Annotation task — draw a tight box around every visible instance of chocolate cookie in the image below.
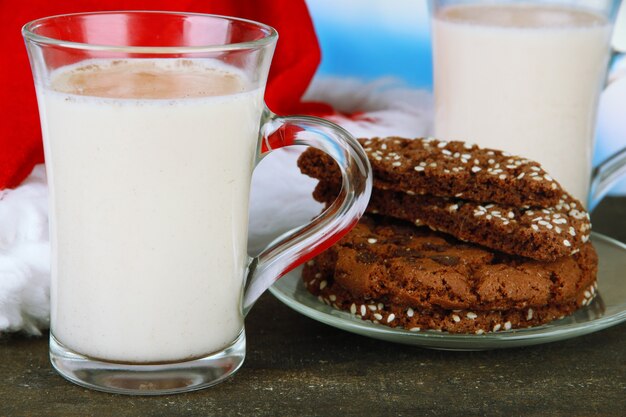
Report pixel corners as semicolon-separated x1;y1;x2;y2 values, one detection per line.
313;182;590;261
302;216;598;333
298;137;565;207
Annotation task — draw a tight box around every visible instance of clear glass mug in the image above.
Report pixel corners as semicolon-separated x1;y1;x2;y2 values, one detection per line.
22;12;372;395
431;0;626;209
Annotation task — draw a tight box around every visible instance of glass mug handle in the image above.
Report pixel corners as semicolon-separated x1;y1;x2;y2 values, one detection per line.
589;42;626;211
242;109;372;315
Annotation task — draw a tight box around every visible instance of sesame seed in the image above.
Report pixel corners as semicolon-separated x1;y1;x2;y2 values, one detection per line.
350;304;357;315
488;159;496;164
414;166;425;172
381;143;387;150
466;312;477;319
517;172;525;180
406;190;415;195
309;279;315;285
392;161;401;167
499;174;507;180
563;239;572;247
442;149;452;156
555;226;562;234
508;212;515;219
407;308;415;317
527;308;534;320
437;141;447;148
329;295;336;302
452;314;461;323
448;204;459;212
360;305;366;316
378;303;384;310
569;227;576;236
475;329;485;335
315;273;322;278
409;327;421;332
374;313;383;321
504;321;512;330
387;314;396;323
367;238;377;244
319;280;327;290
368;304;377;311
531;224;539;231
493;324;502;332
581;298;588;306
414;219;423;226
471;166;482;173
584;290;591;298
306;260;315;266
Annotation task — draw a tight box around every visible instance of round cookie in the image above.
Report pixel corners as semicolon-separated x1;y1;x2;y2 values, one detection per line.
302;215;598;333
298;136;565;208
313;182;590;262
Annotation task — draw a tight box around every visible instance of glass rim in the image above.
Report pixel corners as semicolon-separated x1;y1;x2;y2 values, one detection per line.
22;10;278;53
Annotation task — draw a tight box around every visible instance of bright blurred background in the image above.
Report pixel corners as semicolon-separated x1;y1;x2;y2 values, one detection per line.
305;0;626;195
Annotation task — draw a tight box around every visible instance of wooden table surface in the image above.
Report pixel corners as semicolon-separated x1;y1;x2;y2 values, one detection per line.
1;198;625;417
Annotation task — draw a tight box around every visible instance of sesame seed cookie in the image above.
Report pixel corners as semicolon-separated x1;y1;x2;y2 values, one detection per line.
312;183;590;261
302;216;597;333
298;137;564;208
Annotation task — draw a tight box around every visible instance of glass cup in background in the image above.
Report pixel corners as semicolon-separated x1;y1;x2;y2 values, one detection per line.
431;0;626;207
23;11;371;395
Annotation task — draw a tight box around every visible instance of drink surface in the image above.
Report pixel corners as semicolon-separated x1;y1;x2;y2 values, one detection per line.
433;4;612;204
51;58;247;99
43;59;263;362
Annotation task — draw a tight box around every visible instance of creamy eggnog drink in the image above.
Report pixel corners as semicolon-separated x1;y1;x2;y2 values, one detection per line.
42;59;263;363
433;4;613;203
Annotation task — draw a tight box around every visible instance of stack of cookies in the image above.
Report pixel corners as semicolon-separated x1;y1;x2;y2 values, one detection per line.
298;137;598;334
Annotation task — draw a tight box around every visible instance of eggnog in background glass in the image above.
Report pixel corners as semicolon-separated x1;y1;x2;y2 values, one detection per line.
432;0;623;204
23;11;371;395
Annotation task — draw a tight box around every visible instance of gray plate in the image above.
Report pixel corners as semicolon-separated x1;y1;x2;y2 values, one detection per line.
269;233;626;350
